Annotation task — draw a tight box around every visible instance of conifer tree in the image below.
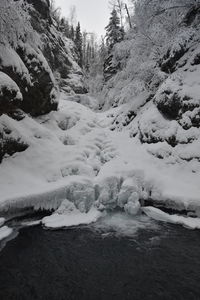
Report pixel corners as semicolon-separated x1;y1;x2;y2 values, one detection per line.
70;25;75;41
75;22;83;67
104;9;124;81
105;9;124;52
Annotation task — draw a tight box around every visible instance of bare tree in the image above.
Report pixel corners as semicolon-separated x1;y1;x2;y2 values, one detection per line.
109;0;125;27
125;4;132;28
68;5;77;26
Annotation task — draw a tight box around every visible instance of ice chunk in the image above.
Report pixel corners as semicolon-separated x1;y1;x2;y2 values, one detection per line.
0;226;13;241
97;176;121;209
124;200;140;216
143;206;200;230
118;177;141;208
0;218;5;226
21;220;42;227
66;181;95;213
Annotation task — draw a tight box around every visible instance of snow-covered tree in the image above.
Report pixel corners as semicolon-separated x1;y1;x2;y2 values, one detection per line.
105;9;124;52
99;0;200;108
109;0;125;27
0;0;33;48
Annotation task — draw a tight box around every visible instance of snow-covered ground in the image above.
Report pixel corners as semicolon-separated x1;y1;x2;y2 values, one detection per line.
0;94;200;229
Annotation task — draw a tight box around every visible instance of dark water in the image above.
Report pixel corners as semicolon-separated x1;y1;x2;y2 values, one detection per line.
0;214;200;300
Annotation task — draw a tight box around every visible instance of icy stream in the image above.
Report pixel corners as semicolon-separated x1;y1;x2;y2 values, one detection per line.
0;211;200;299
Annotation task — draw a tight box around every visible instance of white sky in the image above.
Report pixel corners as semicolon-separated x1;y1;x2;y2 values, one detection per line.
55;0;110;37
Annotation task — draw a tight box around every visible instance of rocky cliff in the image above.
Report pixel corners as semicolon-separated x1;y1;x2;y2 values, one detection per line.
0;0;86;162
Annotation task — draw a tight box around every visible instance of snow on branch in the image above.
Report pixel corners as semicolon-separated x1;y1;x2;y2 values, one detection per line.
0;0;34;48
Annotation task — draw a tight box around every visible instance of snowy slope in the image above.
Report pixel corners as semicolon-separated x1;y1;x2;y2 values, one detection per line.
0;94;199;223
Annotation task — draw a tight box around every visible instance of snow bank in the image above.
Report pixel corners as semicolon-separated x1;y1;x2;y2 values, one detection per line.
42;200;103;229
143;207;200;230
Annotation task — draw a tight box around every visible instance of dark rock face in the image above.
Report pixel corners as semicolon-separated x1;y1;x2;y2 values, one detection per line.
159;5;200;74
182;5;200;27
26;0;50;20
0;45;58;117
155;91;182;120
159;46;187;74
0;72;23;115
16;44;58;116
28;0;86;95
0;136;28;164
0;85;21;114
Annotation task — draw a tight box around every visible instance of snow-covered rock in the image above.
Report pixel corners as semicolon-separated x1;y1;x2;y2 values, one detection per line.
42;200;103;229
0;0;86;118
0;71;23;111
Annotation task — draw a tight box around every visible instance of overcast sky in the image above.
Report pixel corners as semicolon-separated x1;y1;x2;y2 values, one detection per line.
55;0;110;37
